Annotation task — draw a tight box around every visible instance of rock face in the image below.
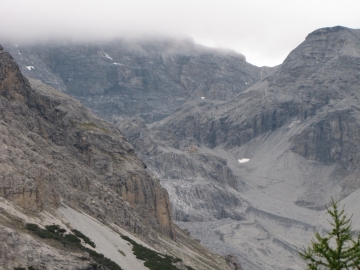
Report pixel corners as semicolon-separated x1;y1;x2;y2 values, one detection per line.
4;38;272;122
0;45;235;270
152;26;360;196
0;224;91;270
116;116;244;222
119;26;360;269
0;45;173;237
224;254;243;270
5;26;360;269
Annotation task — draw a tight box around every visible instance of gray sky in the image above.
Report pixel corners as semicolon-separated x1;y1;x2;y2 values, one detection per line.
0;0;359;66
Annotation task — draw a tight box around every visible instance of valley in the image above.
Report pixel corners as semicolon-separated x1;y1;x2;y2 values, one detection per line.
2;25;360;269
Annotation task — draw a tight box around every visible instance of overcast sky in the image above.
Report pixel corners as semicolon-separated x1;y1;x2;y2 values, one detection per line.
0;0;359;66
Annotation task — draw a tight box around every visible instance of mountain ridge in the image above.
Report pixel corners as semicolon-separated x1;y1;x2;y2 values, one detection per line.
4;38;274;123
117;26;360;269
4;26;360;269
0;44;235;270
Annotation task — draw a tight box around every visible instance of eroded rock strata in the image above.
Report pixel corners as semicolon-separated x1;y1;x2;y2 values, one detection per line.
0;45;235;270
5;38;272;123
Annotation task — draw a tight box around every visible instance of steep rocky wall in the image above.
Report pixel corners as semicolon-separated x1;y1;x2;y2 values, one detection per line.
0;46;174;238
152;27;360;153
5;38;272;122
126;26;360;223
292;110;360;166
116;117;243;222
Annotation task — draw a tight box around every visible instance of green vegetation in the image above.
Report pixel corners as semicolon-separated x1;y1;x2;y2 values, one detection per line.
72;229;96;248
25;223;122;270
64;233;81;244
25;223;40;231
45;224;66;234
299;198;360;269
26;223;62;240
118;249;126;256
121;235;194;270
85;247;123;270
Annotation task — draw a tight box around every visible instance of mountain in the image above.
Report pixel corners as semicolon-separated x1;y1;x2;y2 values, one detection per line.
4;38;272;123
151;26;360;201
5;26;360;269
0;45;235;270
117;26;360;269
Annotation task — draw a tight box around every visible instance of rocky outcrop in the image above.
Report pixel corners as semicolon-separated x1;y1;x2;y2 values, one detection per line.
0;44;238;270
225;254;243;270
5;38;273;122
0;46;174;238
5;26;360;269
119;26;360;269
152;27;360;149
151;27;360;187
116;117;243;222
0;225;92;270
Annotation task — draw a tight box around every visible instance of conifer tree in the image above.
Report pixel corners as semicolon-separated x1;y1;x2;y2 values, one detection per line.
299;198;360;269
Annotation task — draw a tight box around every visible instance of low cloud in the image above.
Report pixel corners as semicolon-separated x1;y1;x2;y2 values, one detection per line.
1;0;359;66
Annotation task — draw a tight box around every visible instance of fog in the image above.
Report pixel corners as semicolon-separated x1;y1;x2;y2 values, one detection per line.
1;0;359;66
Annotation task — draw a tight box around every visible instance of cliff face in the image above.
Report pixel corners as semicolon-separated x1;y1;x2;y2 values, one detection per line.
118;27;360;269
5;38;272;122
116;116;244;222
152;27;360;186
5;26;360;269
0;45;236;270
0;45;173;237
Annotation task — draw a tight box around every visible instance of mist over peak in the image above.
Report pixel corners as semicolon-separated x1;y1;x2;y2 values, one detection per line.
1;0;359;67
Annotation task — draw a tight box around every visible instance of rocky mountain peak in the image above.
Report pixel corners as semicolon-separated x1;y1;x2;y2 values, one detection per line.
0;46;235;270
270;26;360;89
0;46;175;237
4;38;273;123
122;27;360;269
306;25;352;39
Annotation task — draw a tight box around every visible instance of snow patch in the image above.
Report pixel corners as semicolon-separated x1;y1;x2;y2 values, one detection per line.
201;97;205;99
113;62;121;65
26;66;35;70
104;52;113;60
238;158;250;163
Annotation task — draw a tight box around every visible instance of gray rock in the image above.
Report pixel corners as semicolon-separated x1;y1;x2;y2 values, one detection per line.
0;225;91;270
225;254;243;270
152;26;360;196
0;46;174;241
0;45;239;270
4;38;274;123
6;26;360;269
119;26;360;269
116;117;244;222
